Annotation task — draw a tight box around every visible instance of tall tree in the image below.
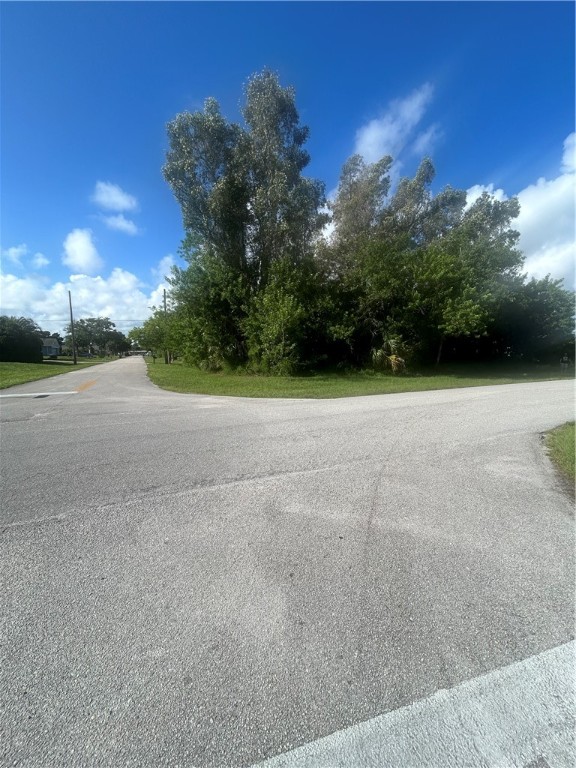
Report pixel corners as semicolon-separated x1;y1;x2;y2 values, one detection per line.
106;330;131;355
64;317;118;354
456;192;523;282
163;71;326;288
241;70;327;283
163;98;249;273
163;70;327;369
329;153;393;261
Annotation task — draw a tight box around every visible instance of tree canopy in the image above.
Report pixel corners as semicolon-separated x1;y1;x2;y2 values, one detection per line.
163;70;327;288
64;317;130;355
0;316;44;363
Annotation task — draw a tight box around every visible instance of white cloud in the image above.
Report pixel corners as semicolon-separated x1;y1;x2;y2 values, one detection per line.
517;167;575;289
0;274;48;316
516;133;575;289
62;228;103;274
2;243;28;267
520;241;574;289
355;83;435;164
151;254;176;283
91;181;138;212
0;257;175;335
465;183;507;209
0;256;173;333
102;214;139;236
466;133;576;289
32;252;50;269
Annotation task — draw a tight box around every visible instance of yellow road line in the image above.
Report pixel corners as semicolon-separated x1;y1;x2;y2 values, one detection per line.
76;380;97;393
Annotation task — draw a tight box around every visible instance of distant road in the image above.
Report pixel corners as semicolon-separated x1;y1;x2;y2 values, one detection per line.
1;358;574;767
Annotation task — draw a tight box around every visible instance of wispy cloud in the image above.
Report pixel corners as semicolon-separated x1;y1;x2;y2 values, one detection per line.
91;181;138;212
355;83;436;163
1;245;50;270
2;243;28;267
102;214;139;236
412;124;442;157
561;131;575;174
62;228;103;274
32;252;50;269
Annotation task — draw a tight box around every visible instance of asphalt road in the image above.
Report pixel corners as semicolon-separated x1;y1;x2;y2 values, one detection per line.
1;358;574;767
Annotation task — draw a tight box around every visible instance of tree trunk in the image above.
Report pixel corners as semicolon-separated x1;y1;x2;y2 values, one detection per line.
435;336;444;366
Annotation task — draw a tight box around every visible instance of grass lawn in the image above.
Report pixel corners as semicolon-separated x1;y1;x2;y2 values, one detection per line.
145;359;572;399
0;358;106;390
546;422;575;487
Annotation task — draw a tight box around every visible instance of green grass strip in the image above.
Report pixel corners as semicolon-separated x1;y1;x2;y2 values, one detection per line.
145;359;569;399
546;422;575;486
0;359;105;390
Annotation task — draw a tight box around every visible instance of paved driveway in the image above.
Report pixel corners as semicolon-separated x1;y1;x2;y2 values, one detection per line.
1;358;574;767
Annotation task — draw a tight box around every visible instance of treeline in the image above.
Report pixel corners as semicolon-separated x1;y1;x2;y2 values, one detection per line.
0;317;54;363
62;317;131;356
131;70;574;373
0;315;131;363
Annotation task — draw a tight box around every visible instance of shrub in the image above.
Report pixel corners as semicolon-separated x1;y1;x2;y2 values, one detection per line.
0;316;43;363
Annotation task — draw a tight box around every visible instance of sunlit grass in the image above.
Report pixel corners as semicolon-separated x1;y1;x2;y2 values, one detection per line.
0;359;105;389
145;359;569;399
546;422;575;487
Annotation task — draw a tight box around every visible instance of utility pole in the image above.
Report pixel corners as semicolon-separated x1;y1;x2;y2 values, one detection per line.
163;288;169;364
68;290;77;365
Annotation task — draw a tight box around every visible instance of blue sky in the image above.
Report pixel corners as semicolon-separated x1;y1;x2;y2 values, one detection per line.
1;1;574;334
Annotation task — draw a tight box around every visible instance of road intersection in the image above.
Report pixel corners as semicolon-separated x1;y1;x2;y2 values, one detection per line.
1;358;574;766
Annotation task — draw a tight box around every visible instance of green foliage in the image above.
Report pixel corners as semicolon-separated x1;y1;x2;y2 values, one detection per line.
163;98;249;273
161;70;575;375
331;155;393;246
129;313;164;354
129;306;185;364
371;336;408;374
242;70;328;283
163;69;328;371
0;316;43;363
378;158;467;245
64;316;129;355
323;158;534;365
244;259;305;374
546;422;575;486
492;276;575;360
168;250;250;369
403;242;488;362
106;329;131;354
163;70;327;291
